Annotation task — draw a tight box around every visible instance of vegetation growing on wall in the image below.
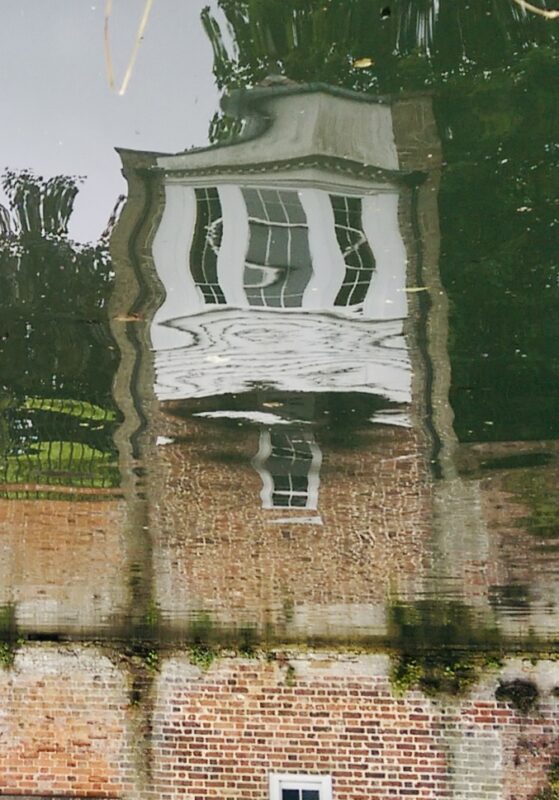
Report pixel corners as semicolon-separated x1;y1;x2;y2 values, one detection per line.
0;604;21;670
535;761;559;800
388;600;502;696
495;678;539;713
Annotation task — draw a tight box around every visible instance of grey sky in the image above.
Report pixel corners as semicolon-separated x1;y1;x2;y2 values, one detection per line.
0;0;221;241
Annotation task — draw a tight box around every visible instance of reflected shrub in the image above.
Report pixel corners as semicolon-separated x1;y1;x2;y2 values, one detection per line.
388;599;502;696
495;678;539;714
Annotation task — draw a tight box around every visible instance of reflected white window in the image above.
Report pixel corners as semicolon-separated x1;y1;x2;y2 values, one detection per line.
270;774;332;800
182;185;379;314
330;194;375;309
189;187;226;305
254;428;321;510
242;188;314;308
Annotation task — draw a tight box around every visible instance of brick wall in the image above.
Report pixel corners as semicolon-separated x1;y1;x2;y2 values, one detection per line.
148;412;432;638
479;468;559;637
0;646;558;800
0;495;129;632
0;646;138;798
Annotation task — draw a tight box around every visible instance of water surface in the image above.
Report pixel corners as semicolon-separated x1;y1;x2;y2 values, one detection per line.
1;0;558;650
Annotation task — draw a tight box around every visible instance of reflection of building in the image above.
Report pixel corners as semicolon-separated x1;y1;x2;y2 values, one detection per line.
254;427;321;511
139;87;417;407
110;84;438;638
3;83;559;800
110;83;559;640
0;491;130;631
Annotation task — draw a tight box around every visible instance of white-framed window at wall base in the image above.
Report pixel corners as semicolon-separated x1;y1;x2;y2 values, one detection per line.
161;183;407;319
269;773;333;800
253;428;322;510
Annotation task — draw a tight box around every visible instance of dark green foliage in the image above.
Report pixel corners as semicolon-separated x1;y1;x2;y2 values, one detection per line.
0;170;117;401
0;171;119;490
539;760;559;800
439;47;559;442
389;600;502;696
389;599;501;650
495;678;539;714
0;171;113;316
188;613;214;645
391;653;481;697
188;644;216;670
0;604;21;670
505;468;559;541
202;0;556;100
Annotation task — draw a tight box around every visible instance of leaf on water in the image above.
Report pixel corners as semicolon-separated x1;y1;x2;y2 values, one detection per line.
353;57;375;69
113;312;143;322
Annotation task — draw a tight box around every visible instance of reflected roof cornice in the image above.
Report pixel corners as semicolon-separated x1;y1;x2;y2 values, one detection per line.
118;82;427;190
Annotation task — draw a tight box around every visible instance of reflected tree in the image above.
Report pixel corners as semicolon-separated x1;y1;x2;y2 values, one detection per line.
202;0;559;443
202;0;555;98
438;47;559;442
0;170;113;321
0;171;119;491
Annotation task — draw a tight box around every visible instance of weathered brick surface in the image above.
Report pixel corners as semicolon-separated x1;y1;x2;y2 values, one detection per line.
151;655;559;800
0;496;129;631
152;654;451;800
0;647;138;798
149;414;432;637
0;647;558;799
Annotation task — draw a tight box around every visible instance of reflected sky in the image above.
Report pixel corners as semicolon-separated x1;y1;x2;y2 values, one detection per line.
0;0;218;242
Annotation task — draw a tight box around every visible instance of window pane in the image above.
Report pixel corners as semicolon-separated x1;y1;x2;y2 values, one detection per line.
271;493;291;507
282;791;300;800
265;428;318;508
243;187;266;219
273;475;291;492
291;475;309;493
302;791;320;800
242;188;313;308
330;194;375;309
190;187;226;305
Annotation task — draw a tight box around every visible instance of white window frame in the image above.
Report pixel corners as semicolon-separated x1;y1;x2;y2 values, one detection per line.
152;179;407;327
252;428;322;511
269;773;333;800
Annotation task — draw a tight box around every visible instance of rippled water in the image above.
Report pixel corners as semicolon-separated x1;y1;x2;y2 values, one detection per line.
1;0;558;650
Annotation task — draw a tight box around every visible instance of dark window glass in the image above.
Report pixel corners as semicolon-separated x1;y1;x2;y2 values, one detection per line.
272;492;292;507
263;428;318;509
302;792;320;800
282;791;300;800
242;188;313;308
330;194;375;309
273;475;291;492
190;187;226;305
291;475;309;493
